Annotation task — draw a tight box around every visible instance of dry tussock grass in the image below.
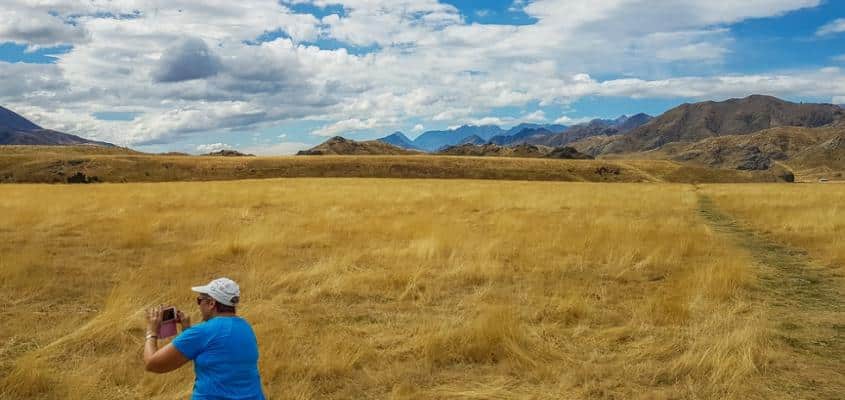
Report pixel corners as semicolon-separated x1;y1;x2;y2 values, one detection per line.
0;179;772;399
700;184;844;399
702;184;845;271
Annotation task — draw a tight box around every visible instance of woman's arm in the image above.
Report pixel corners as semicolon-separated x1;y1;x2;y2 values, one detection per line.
143;305;190;373
144;342;190;373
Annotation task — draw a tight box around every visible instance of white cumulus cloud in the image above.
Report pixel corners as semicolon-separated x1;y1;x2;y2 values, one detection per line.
196;143;233;153
242;141;311;155
0;0;837;148
817;18;845;36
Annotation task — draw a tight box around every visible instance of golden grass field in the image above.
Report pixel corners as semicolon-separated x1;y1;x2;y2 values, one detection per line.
0;179;842;399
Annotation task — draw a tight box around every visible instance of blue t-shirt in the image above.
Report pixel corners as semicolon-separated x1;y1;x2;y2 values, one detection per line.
172;316;265;400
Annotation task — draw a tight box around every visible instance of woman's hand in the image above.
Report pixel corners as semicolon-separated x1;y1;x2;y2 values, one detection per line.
146;305;163;334
176;309;191;330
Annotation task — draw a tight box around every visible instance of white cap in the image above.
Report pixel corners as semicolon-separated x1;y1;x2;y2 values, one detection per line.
191;277;241;306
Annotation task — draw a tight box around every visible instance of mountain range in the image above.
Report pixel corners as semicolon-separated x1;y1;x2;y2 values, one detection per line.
372;95;843;158
3;94;843;180
378;131;422;151
410;125;506;152
378;123;580;152
601;95;843;154
376;117;653;152
488;128;557;146
302;95;843;179
0;106;114;146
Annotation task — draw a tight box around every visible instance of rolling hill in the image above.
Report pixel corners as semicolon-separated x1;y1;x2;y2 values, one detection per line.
0;145;783;183
297;136;420;155
556;95;845;180
657;126;844;180
438;143;593;159
457;134;487;145
602;95;843;153
0;106;115;146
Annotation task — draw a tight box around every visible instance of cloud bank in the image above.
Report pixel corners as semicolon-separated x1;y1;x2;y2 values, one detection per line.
0;0;840;148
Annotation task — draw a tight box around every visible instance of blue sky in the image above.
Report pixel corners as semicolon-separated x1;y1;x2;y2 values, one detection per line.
1;0;844;154
0;43;73;64
725;2;845;74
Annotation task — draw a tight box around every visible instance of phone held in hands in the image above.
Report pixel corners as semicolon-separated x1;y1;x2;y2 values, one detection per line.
158;307;178;339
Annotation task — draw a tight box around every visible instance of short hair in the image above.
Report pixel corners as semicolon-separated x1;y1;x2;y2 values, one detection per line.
213;296;238;313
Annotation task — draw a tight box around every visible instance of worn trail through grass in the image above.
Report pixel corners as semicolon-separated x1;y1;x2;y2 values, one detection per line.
696;193;845;399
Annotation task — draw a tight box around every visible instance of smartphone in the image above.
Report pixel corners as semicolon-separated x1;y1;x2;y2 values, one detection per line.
158;307;178;339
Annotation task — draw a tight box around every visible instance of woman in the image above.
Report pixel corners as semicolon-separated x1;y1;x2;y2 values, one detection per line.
143;277;265;400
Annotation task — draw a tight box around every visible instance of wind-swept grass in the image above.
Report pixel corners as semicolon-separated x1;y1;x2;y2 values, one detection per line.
0;179;797;399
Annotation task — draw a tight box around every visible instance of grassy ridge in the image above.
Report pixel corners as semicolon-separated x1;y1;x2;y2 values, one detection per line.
0;145;780;183
5;179;836;399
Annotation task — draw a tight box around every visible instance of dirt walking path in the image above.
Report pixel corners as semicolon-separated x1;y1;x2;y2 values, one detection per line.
696;193;844;399
618;161;667;183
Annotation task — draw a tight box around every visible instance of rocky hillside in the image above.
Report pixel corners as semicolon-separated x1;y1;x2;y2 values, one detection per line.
458;134;487;145
487;124;568;146
438;143;593;159
603;95;843;153
488;128;557;146
660;126;844;173
568;134;626;157
203;149;255;157
527;113;652;147
546;146;595;159
297;136;420;155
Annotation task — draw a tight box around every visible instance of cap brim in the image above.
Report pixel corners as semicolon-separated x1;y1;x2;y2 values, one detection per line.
191;285;211;293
